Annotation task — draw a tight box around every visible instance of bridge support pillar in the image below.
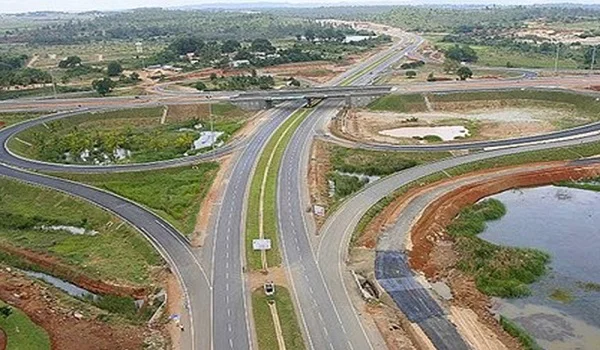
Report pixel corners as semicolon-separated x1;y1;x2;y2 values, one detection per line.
345;94;352;108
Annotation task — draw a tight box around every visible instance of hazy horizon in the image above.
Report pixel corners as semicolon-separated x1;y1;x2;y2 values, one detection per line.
1;0;599;15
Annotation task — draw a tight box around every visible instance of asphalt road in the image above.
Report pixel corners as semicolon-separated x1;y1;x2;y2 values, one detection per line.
0;163;211;350
275;32;427;350
210;102;303;350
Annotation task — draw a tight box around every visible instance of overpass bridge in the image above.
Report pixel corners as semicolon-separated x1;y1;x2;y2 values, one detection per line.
230;85;394;109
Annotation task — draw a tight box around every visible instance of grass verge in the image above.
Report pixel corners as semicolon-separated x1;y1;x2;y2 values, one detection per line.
352;140;600;249
0;300;51;350
54;163;219;236
8;103;248;164
448;199;549;297
0;177;161;286
251;286;305;350
0;112;44;129
500;316;543;350
246;108;311;270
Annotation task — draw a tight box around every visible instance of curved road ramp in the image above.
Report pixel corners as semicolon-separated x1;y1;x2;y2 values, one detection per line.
375;251;469;350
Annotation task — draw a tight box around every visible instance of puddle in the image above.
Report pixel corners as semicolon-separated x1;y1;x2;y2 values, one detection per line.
23;270;99;300
328;171;381;198
379;126;469;141
38;225;98;236
480;186;600;349
193;131;224;150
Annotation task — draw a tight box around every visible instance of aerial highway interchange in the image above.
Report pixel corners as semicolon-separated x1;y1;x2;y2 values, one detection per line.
1;27;600;350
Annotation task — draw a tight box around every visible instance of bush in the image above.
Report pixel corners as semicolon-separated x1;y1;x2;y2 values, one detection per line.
329;173;368;199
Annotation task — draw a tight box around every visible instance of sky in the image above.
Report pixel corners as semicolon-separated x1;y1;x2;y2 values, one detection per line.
0;0;598;14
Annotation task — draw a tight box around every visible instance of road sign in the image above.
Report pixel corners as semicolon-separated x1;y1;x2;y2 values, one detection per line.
253;239;271;251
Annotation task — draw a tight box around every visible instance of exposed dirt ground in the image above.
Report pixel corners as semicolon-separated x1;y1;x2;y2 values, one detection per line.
0;243;147;299
0;329;5;350
192;155;232;247
0;267;162;350
354;161;600;350
307;140;333;228
247;267;289;291
405;162;600;349
341;100;585;145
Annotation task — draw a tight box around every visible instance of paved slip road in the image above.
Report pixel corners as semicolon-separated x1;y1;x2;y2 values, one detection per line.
0;163;211;350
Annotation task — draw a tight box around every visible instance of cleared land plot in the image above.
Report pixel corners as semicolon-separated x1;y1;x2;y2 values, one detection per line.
9;103;249;164
343;90;600;145
55;163;219;237
0;177;162;287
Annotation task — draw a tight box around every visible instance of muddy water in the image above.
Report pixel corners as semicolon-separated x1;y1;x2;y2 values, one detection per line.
480;186;600;350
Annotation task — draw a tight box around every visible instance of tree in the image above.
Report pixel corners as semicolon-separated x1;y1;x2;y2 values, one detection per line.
445;44;478;63
250;39;275;53
457;66;473;80
405;70;417;79
0;306;12;318
129;72;141;82
92;77;116;96
427;72;436;82
107;61;123;77
442;58;460;73
195;81;207;91
58;55;82;68
222;39;241;54
168;36;205;55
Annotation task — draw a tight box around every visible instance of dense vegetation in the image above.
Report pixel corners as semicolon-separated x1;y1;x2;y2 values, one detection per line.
10;104;247;164
330;145;450;176
0;53;52;88
448;199;550;298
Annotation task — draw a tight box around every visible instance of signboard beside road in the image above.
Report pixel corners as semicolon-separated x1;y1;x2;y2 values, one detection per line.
253;239;272;251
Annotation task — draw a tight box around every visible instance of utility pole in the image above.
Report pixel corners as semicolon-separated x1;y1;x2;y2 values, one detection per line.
554;41;560;74
50;71;57;99
591;46;597;73
209;98;215;150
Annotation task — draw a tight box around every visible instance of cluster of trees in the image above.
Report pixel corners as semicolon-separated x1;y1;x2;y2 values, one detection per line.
444;44;479;63
2;9;325;45
0;54;52;88
201;71;275;91
30;122;200;164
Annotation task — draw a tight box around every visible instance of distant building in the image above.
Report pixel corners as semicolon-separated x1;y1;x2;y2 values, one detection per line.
229;60;250;68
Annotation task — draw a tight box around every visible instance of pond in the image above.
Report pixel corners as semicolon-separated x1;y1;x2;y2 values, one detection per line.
379;126;469;141
480;186;600;350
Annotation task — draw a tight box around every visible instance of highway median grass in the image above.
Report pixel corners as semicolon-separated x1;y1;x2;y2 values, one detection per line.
0;177;162;287
53;163;219;237
246;108;312;270
0;299;51;350
252;286;305;350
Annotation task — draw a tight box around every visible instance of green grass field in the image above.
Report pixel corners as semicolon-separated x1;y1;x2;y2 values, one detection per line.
246;108;311;270
8;103;248;164
0;177;162;287
330;145;451;176
0;112;44;128
251;286;305;350
0;300;51;350
433;42;580;69
55;164;219;236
